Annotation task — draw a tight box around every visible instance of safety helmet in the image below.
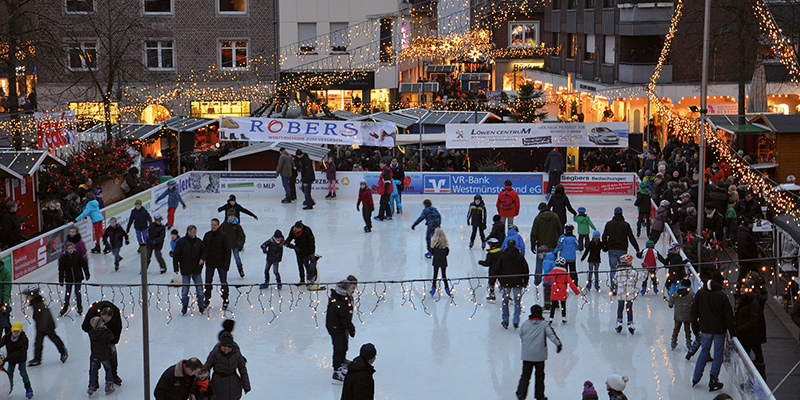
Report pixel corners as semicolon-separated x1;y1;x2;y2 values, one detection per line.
619;254;633;263
555;257;567;267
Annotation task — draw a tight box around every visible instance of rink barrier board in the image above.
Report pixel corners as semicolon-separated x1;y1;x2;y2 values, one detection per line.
645;179;774;400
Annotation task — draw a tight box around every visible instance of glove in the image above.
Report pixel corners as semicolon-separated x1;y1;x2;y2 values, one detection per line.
182;204;187;209
1;304;11;314
411;224;416;230
557;345;562;353
254;216;259;221
169;251;174;257
467;221;471;226
356;205;360;211
348;329;355;338
125;240;130;245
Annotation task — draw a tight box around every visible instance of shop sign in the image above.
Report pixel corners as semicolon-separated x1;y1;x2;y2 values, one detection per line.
219;117;397;147
559;173;635;195
512;61;543;72
446;122;629;148
708;104;738;115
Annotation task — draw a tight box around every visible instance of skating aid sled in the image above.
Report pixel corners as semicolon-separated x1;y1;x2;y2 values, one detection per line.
305;254;326;291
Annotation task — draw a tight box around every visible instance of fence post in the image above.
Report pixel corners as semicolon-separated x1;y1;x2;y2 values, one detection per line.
140;243;151;400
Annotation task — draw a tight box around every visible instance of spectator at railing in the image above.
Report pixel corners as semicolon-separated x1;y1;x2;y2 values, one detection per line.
76;178;93;201
122;167;143;197
0;201;25;249
56;190;81;222
41;201;66;233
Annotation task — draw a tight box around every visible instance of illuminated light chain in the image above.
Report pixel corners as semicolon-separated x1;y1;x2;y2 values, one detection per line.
397;29;559;62
752;0;800;83
467;279;482;320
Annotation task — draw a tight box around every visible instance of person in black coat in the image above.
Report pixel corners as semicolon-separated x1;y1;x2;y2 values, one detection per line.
735;192;764;222
87;316;115;395
544;147;564;197
297;150;315;209
217;195;258;221
736;220;760;289
467;195;487;249
24;287;67;367
41;200;65;232
81;301;123;385
284;220;317;284
735;272;767;379
486;214;506;244
203;219;231;309
480;238;503;300
703;205;725;244
690;273;736;390
547;184;577;228
147;214;168;273
154;358;204;400
0;201;25;249
173;225;207;315
126;199;151;246
341;343;377;400
58;242;90;316
205;320;251;400
326;276;358;382
490;240;529;329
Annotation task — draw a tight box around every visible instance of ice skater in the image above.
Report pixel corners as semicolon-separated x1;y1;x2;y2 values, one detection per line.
429;228;451;297
1;322;33;398
102;217;129;271
87;316;115;395
691;272;735;391
602;207;640;293
297;150;315;210
496;179;520;229
326;276;358;383
73;193;104;254
580;231;604;291
374;160;393;221
156;180;186;230
202;218;231;310
259;230;284;289
146;214;168;273
669;278;694;351
487;214;505;244
325;157;337;199
613;254;642;334
81;301;123;387
492;239;529;329
411;199;441;258
535;245;557;309
126;199;151;249
284;220;318;284
173;225;207;315
515;304;562;400
58;241;90;316
660;242;687;298
390;178;402;215
638;240;659;295
554;224;579;285
24;286;68;367
356;180;374;232
573;206;595;251
479;238;502;301
634;182;651;238
544;257;580;324
466;194;487;249
606;374;630;400
220;210;247;278
341;343;377;400
217;194;258;221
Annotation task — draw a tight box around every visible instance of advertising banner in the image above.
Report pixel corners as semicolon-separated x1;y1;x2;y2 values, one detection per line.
34;110;77;149
558;173;635;195
363;172;424;195
219;117;396;147
445;122;629;148
102;191;152;232
420;173;543;195
220;173;277;193
12;229;66;279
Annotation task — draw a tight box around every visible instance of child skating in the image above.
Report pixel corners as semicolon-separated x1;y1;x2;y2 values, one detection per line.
580;231;604;291
356;180;374;233
430;228;451;297
668;278;694;350
572;206;596;251
156;180;186;230
638;240;659;295
0;322;33;398
554;224;580;286
479;238;502;301
613;254;642;334
390;179;402;215
102;218;129;272
259;230;284;290
87;317;115;395
169;229;181;284
544;257;580;324
466;194;487;249
634;182;651;238
73;193;104;254
126;199;151;249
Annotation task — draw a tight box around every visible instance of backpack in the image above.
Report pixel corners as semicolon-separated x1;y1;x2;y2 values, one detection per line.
499;189;514;210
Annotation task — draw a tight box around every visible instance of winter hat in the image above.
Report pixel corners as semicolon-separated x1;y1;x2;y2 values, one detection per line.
538;202;548;211
228;195;237;202
167;180;176;187
11;322;22;332
504;179;512;187
170;229;179;236
606;374;629;391
154;214;163;221
273;229;284;239
529;304;543;318
487;238;500;247
639;181;648;189
680;192;691;198
614;207;623;215
646;240;654;248
493;214;501;222
360;343;377;360
577;206;586;213
219;331;235;347
582;380;599;400
669;242;681;250
564;224;574;232
221;319;235;333
660;199;670;207
90;317;102;329
359;179;367;184
592;230;601;238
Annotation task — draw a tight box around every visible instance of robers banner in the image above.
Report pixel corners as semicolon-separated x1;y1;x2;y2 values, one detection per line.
219;116;396;147
445;122;629;148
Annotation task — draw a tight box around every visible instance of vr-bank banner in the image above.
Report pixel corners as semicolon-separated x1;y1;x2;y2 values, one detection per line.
445;122;629;148
219;116;397;147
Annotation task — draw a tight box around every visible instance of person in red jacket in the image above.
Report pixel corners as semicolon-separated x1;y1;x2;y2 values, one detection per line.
356;180;375;233
544;257;580;324
496;179;520;230
373;160;393;221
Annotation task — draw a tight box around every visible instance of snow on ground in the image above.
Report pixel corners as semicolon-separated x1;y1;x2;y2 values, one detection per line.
11;192;736;399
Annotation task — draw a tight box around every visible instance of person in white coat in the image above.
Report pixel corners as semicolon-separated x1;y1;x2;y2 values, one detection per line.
516;304;562;400
614;254;643;335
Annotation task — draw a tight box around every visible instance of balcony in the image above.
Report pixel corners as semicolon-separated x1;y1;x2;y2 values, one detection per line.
582;61;596;80
619;62;671;83
618;2;674;35
601;63;615;84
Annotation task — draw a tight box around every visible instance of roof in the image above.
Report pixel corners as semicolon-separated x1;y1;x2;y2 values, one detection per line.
756;114;800;133
313;109;369;121
773;214;800;248
366;112;420;130
220;142;330;162
716;124;770;134
395;133;447;145
426;65;457;73
163;117;217;132
84;123;162;140
0;149;65;177
418;110;499;125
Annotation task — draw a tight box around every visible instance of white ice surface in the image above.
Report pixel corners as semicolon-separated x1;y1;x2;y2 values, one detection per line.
12;193;737;400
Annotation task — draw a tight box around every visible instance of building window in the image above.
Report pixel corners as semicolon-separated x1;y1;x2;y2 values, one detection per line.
379;18;393;63
603;0;615;7
586;0;595;8
68;41;97;70
298;23;317;53
503;72;527;90
585;34;596;60
190;101;250;119
146;40;174;70
220;40;248;70
330;22;349;53
604;35;615;63
509;22;540;48
568;34;578;58
552;33;560;50
567;0;577;9
144;0;172;14
219;0;246;13
69;102;119;129
553;0;561;10
66;0;94;13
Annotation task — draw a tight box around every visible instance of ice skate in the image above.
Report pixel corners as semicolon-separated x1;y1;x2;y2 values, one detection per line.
469;241;474;249
501;321;509;330
332;193;336;199
641;285;647;295
60;352;68;363
429;286;436;296
260;282;270;290
105;382;115;394
27;359;41;367
444;287;451;297
628;323;636;335
238;266;245;278
384;215;392;220
223;299;229;310
562;317;567;325
594;281;600;291
90;245;101;254
671;337;678;350
332;367;346;384
708;377;724;392
585;282;592;291
615;322;623;333
325;193;332;199
486;289;496;302
25;385;32;399
481;241;486;249
686;338;693;350
87;386;98;396
513;323;519;329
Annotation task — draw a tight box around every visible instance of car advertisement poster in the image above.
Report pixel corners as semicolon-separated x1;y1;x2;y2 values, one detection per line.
218;117;397;147
558;173;635;195
445;122;628;148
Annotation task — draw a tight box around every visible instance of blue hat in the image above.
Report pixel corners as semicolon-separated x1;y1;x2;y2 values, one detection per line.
154;214;163;220
167;180;176;186
592;230;600;238
614;207;623;215
577;207;586;213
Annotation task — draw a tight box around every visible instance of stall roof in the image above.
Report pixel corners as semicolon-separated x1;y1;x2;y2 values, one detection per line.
716;124;770;134
219;142;329;162
0;149;65;176
752;114;800;134
84;123;162;140
163;117;217;132
366;112;420;129
313;110;369;121
395;133;447;145
418;110;499;125
773;214;800;247
426;65;457;73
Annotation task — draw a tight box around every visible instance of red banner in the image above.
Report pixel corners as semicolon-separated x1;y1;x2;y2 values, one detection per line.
35;110;76;149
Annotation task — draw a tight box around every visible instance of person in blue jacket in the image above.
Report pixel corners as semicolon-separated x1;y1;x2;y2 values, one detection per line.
535;246;557;308
126;200;151;249
74;193;105;254
411;199;441;258
554;224;581;285
390;179;403;215
502;225;526;256
156;180;186;230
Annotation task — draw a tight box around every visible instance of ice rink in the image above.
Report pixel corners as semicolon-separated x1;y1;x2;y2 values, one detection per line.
12;192;738;400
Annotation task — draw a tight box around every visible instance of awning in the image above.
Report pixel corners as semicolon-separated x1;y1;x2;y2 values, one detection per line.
426;65;457;73
750;162;778;170
457;73;491;81
395;133;447;145
716;124;770;134
219;142;329;162
0;149;65;176
314;110;369;121
163;117;217;132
